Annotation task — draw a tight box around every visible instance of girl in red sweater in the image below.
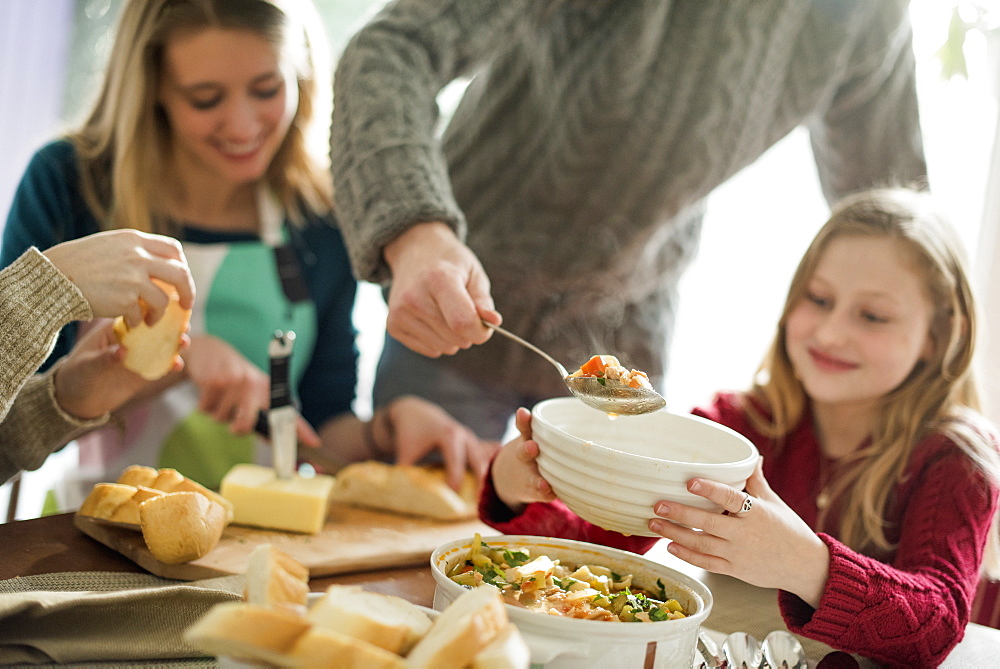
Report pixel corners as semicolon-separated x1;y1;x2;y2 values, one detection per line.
482;188;1000;667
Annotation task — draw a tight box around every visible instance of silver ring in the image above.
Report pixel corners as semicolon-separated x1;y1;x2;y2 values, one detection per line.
738;493;755;515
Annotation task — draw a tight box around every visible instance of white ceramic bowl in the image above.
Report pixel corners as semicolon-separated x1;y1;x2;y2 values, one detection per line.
532;397;759;537
431;534;713;668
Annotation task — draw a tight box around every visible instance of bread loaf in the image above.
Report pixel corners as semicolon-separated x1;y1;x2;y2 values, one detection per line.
286;628;406;669
184;601;309;665
472;623;531;669
110;465;234;523
330;461;478;521
79;481;177;527
406;587;509;669
113;278;190;380
245;543;310;611
307;585;432;655
139;491;228;564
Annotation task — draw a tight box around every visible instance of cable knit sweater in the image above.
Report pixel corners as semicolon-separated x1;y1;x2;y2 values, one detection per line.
480;393;1000;667
0;248;107;485
332;0;927;398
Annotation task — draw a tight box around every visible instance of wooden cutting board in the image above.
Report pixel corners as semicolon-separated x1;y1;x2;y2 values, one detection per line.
75;502;491;581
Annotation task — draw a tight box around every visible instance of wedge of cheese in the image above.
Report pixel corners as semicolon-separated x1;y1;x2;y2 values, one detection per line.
220;464;334;534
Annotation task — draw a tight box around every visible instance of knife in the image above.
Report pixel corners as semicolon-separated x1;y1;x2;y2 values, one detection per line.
268;330;297;480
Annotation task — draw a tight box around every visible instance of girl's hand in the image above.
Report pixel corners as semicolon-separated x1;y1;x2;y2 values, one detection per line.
53;319;188;420
647;459;830;608
382;395;497;489
491;407;555;513
184;334;319;445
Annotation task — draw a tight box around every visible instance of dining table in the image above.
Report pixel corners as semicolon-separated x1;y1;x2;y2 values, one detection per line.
2;512;999;667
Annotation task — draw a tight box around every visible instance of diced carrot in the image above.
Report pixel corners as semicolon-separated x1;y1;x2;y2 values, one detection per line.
577;355;620;377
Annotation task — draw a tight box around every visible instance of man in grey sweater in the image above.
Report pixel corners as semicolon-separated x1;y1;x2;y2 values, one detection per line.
331;0;927;440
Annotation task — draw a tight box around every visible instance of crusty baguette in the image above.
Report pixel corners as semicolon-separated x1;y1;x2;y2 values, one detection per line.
139;491;227;564
406;587;508;669
307;585;432;656
113;278;190;381
286;628;406;669
184;601;308;666
472;623;531;669
245;544;310;610
329;461;478;520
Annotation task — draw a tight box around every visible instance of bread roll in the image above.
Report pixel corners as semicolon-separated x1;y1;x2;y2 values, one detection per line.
472;623;531;669
245;544;310;610
112;466;234;524
184;601;309;666
139;491;227;564
307;585;432;655
406;587;508;669
79;483;140;522
116;464;159;488
330;461;478;521
113;278;190;380
286;628;405;669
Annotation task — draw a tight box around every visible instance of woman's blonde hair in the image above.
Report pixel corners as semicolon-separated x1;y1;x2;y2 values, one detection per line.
748;188;1000;578
70;0;333;234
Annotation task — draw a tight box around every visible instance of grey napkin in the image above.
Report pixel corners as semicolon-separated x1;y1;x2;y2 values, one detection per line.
0;572;244;666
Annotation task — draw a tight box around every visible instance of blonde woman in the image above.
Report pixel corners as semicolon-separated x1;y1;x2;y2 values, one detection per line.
1;0;492;495
486;189;1000;666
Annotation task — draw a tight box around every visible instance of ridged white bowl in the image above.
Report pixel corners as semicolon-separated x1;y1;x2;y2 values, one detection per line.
431;534;712;668
532;397;758;537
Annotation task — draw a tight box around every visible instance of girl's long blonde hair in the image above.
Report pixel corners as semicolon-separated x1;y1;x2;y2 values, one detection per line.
70;0;333;234
747;188;1000;578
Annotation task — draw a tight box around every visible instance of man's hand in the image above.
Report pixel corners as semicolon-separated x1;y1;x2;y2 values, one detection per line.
383;222;500;357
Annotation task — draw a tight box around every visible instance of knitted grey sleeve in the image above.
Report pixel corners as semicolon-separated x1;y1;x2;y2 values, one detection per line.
0;248;91;420
331;0;531;283
0;369;108;485
807;3;927;202
0;249;107;484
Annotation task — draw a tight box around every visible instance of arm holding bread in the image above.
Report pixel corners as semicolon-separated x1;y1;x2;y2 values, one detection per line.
0;236;194;484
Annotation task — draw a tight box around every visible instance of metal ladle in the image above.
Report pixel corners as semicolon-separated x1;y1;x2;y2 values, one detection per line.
483;321;666;415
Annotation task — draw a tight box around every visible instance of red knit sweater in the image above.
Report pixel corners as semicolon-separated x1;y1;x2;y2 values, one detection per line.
479;393;999;668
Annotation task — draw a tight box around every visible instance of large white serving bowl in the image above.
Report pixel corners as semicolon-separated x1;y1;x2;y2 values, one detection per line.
431;534;713;668
532;397;759;537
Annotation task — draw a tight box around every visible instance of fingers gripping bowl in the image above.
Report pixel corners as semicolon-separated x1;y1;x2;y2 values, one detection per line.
532;397;759;537
431;535;713;668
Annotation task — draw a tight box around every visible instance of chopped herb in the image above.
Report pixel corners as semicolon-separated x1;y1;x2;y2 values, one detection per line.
503;548;530;566
656;578;668;601
649;607;669;621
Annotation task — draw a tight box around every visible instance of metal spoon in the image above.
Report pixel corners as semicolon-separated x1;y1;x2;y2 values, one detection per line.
762;630;807;669
484;321;667;415
722;632;763;669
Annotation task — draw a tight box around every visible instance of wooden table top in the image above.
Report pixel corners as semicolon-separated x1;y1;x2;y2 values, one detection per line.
4;513;998;668
0;512;437;606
